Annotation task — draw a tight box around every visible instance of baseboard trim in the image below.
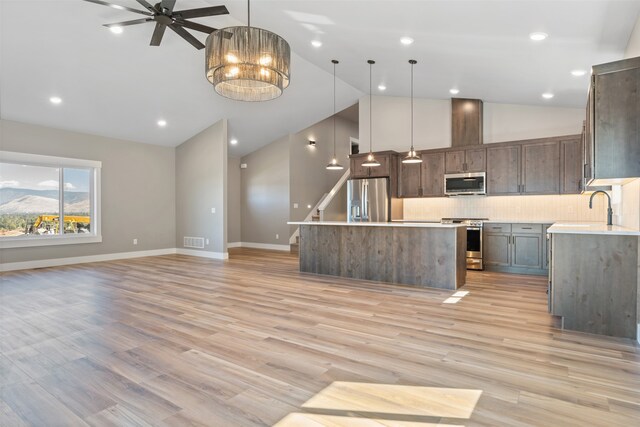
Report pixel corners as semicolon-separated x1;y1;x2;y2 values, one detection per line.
0;248;177;272
236;242;291;251
176;248;228;260
227;242;242;248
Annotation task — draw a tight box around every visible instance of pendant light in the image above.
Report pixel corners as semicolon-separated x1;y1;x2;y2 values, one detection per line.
326;60;344;170
402;60;422;164
205;0;291;101
362;59;380;167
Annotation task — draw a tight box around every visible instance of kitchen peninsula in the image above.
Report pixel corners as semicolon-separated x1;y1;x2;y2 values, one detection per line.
288;221;467;290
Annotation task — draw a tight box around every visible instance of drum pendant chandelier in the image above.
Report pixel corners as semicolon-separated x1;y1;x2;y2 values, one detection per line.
205;0;291;101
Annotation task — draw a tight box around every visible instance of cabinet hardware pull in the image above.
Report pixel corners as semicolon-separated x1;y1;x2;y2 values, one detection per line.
522;227;532;229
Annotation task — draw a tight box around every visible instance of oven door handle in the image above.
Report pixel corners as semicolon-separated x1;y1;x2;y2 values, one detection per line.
467;227;481;231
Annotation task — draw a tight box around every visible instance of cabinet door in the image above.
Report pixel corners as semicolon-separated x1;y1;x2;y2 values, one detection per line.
487;145;520;195
561;138;583;194
465;148;486;172
521;141;560;194
484;233;511;267
367;154;391;178
445;150;465;173
421;152;445;197
594;66;640;180
512;234;542;269
350;157;370;178
398;158;421;198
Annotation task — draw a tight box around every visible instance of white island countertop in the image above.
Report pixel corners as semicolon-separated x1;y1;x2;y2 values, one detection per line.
288;221;466;228
547;222;640;236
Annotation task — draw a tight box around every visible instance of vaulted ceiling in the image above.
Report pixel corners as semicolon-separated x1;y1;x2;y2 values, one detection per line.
1;0;638;156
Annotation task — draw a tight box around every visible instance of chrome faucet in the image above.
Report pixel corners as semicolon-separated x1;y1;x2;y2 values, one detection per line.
589;190;613;226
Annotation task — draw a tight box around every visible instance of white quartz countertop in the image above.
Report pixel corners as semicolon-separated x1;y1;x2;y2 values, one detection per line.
288;221;466;228
547;222;640;236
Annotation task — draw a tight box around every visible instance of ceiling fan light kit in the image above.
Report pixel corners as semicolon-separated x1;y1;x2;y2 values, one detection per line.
206;0;291;102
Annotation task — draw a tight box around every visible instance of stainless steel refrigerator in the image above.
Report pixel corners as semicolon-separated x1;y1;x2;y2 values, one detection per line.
347;177;390;222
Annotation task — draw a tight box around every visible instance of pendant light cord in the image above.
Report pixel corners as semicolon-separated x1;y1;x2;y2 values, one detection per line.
247;0;250;28
333;60;337;158
410;61;414;153
369;61;373;154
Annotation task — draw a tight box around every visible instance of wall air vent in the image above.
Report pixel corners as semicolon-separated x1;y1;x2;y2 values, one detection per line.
183;237;205;249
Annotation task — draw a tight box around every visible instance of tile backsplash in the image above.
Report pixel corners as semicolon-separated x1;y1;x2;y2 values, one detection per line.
403;194;607;222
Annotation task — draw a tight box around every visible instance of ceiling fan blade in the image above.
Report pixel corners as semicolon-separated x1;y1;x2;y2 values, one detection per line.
174;19;216;35
103;18;153;28
82;0;153;16
134;0;156;13
150;23;167;46
174;5;229;19
169;24;205;50
161;0;177;13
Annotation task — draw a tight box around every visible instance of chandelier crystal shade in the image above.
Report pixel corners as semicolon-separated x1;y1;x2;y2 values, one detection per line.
205;1;291;101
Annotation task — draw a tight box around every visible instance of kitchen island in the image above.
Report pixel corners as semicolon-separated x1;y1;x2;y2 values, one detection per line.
288;221;467;290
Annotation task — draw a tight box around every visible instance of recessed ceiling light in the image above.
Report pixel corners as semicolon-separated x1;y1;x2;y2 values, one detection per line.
230;139;238;145
449;88;460;95
378;84;386;91
542;93;554;99
110;26;123;34
49;96;62;105
529;32;548;41
311;40;322;48
571;69;586;77
157;119;167;127
400;36;414;45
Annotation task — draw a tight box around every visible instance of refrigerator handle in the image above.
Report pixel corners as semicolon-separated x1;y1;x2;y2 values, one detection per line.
363;180;368;221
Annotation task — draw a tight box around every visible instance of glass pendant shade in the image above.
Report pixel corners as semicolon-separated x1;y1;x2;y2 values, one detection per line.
362;153;381;167
206;26;291;101
326;157;344;170
402;150;422;164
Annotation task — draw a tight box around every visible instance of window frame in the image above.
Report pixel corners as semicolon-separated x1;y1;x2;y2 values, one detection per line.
0;151;102;249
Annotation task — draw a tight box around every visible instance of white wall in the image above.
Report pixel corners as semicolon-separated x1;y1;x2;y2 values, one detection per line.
358;95;584;153
625;14;640;58
175;119;227;256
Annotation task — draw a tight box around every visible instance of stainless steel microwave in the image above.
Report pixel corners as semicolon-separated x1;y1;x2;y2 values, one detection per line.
444;172;486;196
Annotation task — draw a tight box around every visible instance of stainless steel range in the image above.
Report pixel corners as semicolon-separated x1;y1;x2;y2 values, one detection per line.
441;218;487;270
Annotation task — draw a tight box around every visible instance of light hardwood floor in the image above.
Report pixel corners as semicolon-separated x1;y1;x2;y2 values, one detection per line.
1;248;639;426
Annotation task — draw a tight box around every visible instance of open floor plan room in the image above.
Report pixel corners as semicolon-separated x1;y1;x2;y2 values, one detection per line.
1;249;639;426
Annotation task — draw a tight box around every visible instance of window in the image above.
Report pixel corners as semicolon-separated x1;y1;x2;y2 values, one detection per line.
0;152;101;248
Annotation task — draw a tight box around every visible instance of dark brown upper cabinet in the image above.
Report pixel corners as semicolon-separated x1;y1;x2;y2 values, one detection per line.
451;98;483;147
421;152;446;197
487;145;521;195
444;147;486;173
560;136;583;194
521;140;560;194
586;56;640;186
349;151;399;197
398;154;422;198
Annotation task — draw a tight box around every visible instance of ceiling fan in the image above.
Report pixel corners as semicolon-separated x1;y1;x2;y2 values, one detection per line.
83;0;229;50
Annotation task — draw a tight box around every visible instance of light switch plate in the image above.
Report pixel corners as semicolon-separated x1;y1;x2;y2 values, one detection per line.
211;208;216;214
293;203;298;208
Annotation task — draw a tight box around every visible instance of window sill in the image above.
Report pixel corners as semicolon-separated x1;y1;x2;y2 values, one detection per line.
0;235;102;249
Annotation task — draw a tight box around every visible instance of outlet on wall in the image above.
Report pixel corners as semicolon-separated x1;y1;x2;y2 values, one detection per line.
133;238;138;245
293;203;298;209
211;208;216;214
206;238;209;245
276;234;279;240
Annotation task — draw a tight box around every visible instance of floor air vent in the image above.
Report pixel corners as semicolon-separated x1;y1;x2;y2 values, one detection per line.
183;237;205;249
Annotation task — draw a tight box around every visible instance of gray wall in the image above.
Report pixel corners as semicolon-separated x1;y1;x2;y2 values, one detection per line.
175;119;227;255
227;156;241;243
289;116;358;231
0;119;176;263
240;135;290;245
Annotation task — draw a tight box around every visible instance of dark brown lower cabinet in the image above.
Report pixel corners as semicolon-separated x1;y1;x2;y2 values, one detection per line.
484;223;548;275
